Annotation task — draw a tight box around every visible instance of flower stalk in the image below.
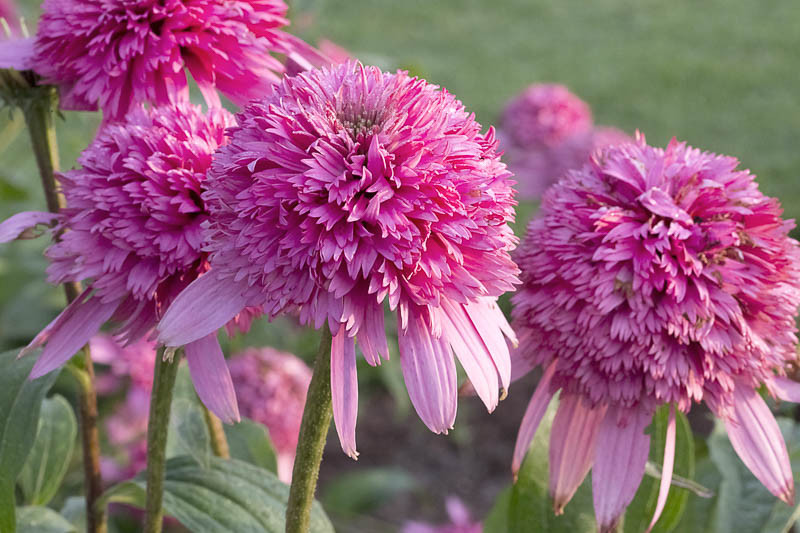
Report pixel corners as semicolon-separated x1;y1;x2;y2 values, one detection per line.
202;404;230;459
144;347;181;533
23;86;107;533
285;328;333;533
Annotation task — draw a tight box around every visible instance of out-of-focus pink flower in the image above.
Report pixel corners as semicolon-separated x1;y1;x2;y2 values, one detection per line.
31;0;311;119
318;39;351;64
402;497;482;533
2;102;247;423
591;126;633;151
0;0;18;37
228;347;311;482
501;84;592;150
511;134;800;532
91;334;157;395
159;61;520;458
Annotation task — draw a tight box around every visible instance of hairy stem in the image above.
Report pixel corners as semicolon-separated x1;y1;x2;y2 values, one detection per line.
285;328;333;533
24;87;106;533
203;404;230;459
144;348;181;533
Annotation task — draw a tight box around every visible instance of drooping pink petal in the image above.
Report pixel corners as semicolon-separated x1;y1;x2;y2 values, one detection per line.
331;325;359;459
647;405;676;533
185;333;240;424
0;36;33;70
438;298;499;411
398;310;458;434
512;360;557;475
463;298;513;391
29;293;120;378
725;384;794;504
158;274;248;347
0;211;59;243
772;376;800;403
549;393;606;513
593;406;652;533
356;306;389;366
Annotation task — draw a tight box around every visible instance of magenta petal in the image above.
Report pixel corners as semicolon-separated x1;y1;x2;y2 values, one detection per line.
647;405;677;533
0;37;34;70
29;293;119;379
439;298;499;412
331;325;359;458
549;394;606;513
398;310;458;434
725;384;794;504
592;406;651;533
512;360;557;474
356;307;388;366
463;298;512;390
158;274;248;347
772;376;800;403
0;211;60;243
185;334;240;424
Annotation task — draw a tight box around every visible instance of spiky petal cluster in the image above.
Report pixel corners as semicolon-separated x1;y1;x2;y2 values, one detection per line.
511;135;800;531
6;102;243;423
228;348;312;482
32;0;304;119
402;497;482;533
159;61;520;457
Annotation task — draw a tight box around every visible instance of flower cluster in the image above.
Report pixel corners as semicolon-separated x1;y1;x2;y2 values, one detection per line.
158;61;520;457
512;135;800;531
402;497;482;533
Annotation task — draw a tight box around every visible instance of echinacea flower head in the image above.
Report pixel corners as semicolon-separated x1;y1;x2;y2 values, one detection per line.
500;83;592;150
402;497;482;533
32;0;306;119
1;102;245;423
159;61;520;457
228;347;312;482
511;135;800;531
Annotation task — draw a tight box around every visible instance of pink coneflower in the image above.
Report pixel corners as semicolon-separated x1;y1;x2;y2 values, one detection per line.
402;497;482;533
91;334;157;395
1;102;244;423
228;347;312;482
0;0;18;36
501;84;592;150
158;61;520;457
511;134;800;531
31;0;309;119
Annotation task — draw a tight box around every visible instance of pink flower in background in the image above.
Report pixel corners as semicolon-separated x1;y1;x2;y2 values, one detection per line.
91;334;155;482
0;0;18;36
318;39;351;64
159;61;520;458
402;497;482;533
501;84;592;150
499;84;634;201
511;135;800;532
31;0;310;119
2;102;246;423
228;348;312;482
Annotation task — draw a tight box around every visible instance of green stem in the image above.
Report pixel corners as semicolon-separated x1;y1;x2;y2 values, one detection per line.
202;404;230;459
285;328;333;533
24;87;107;533
144;348;181;533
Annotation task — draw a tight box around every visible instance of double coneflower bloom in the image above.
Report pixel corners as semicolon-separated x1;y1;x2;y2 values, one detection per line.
512;135;800;531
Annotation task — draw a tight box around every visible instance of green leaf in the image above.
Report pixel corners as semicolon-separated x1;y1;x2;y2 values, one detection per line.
15;506;75;533
321;468;418;517
224;418;278;474
508;398;596;532
166;398;211;468
58;497;86;533
483;486;512;533
0;348;59;533
624;407;694;533
690;416;800;533
17;395;77;505
101;455;334;532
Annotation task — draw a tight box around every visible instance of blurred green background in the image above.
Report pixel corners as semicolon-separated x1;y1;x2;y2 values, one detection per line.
1;0;799;530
